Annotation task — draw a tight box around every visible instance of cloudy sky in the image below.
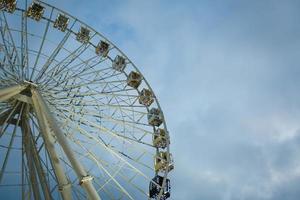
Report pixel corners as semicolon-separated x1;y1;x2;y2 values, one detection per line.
44;0;300;200
36;0;300;199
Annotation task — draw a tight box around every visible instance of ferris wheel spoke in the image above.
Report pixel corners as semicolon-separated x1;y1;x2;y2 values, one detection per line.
47;91;138;109
57;108;148;162
0;103;24;184
2;45;61;82
70;137;135;200
60;114;152;149
30;7;54;81
59;116;160;190
52;54;101;79
0;46;19;81
96;165;149;199
60;137;121;200
44;98;140;123
0;35;21;81
43;89;139;100
85;67;119;85
42;75;125;98
20;5;29;80
38;33;97;84
42;43;89;81
118;170;149;197
0;12;22;78
40;66;120;92
0;76;14;85
99;76;142;125
0;101;21;137
38;51;99;88
98;136;154;171
34;20;77;82
94;162;129;198
98;72;125;92
91;117;153;148
60;66;114;82
66;56;108;79
43;63;95;89
97;181;119;200
53;106;154;143
0;62;19;83
94;181;115;200
48;79;127;93
43;57;109;89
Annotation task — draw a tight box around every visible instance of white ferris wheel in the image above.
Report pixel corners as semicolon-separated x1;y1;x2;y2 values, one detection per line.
0;0;173;199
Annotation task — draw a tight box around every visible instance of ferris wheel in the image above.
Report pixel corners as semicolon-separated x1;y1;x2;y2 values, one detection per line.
0;0;173;199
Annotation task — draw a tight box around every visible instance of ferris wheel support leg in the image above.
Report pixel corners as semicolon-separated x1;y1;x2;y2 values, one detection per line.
22;122;42;200
31;91;72;200
21;105;53;200
31;88;102;200
0;84;26;102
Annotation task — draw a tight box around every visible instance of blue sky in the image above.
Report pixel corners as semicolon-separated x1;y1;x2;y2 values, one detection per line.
19;0;300;199
46;0;300;199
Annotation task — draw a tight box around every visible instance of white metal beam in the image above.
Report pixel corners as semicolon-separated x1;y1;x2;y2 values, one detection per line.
21;105;52;200
0;84;26;102
31;90;72;200
31;88;101;200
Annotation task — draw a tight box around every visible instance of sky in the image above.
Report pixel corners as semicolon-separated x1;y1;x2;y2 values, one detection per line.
7;0;300;199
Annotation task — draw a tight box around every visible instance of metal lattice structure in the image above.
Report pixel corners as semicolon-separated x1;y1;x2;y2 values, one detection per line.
0;0;173;199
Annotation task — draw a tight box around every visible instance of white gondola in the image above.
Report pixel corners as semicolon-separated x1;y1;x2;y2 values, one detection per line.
53;14;69;32
76;27;90;44
149;175;171;200
148;108;163;126
127;71;142;89
153;128;169;149
112;55;126;71
154;152;174;173
139;88;154;106
27;2;44;21
0;0;16;13
95;40;110;57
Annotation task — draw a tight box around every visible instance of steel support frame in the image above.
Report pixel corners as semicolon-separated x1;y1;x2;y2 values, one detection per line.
23;124;42;200
31;88;101;200
31;90;72;200
21;105;52;200
0;84;101;199
0;84;26;102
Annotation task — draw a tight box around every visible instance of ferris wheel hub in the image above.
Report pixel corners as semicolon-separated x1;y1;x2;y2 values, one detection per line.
23;80;38;88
